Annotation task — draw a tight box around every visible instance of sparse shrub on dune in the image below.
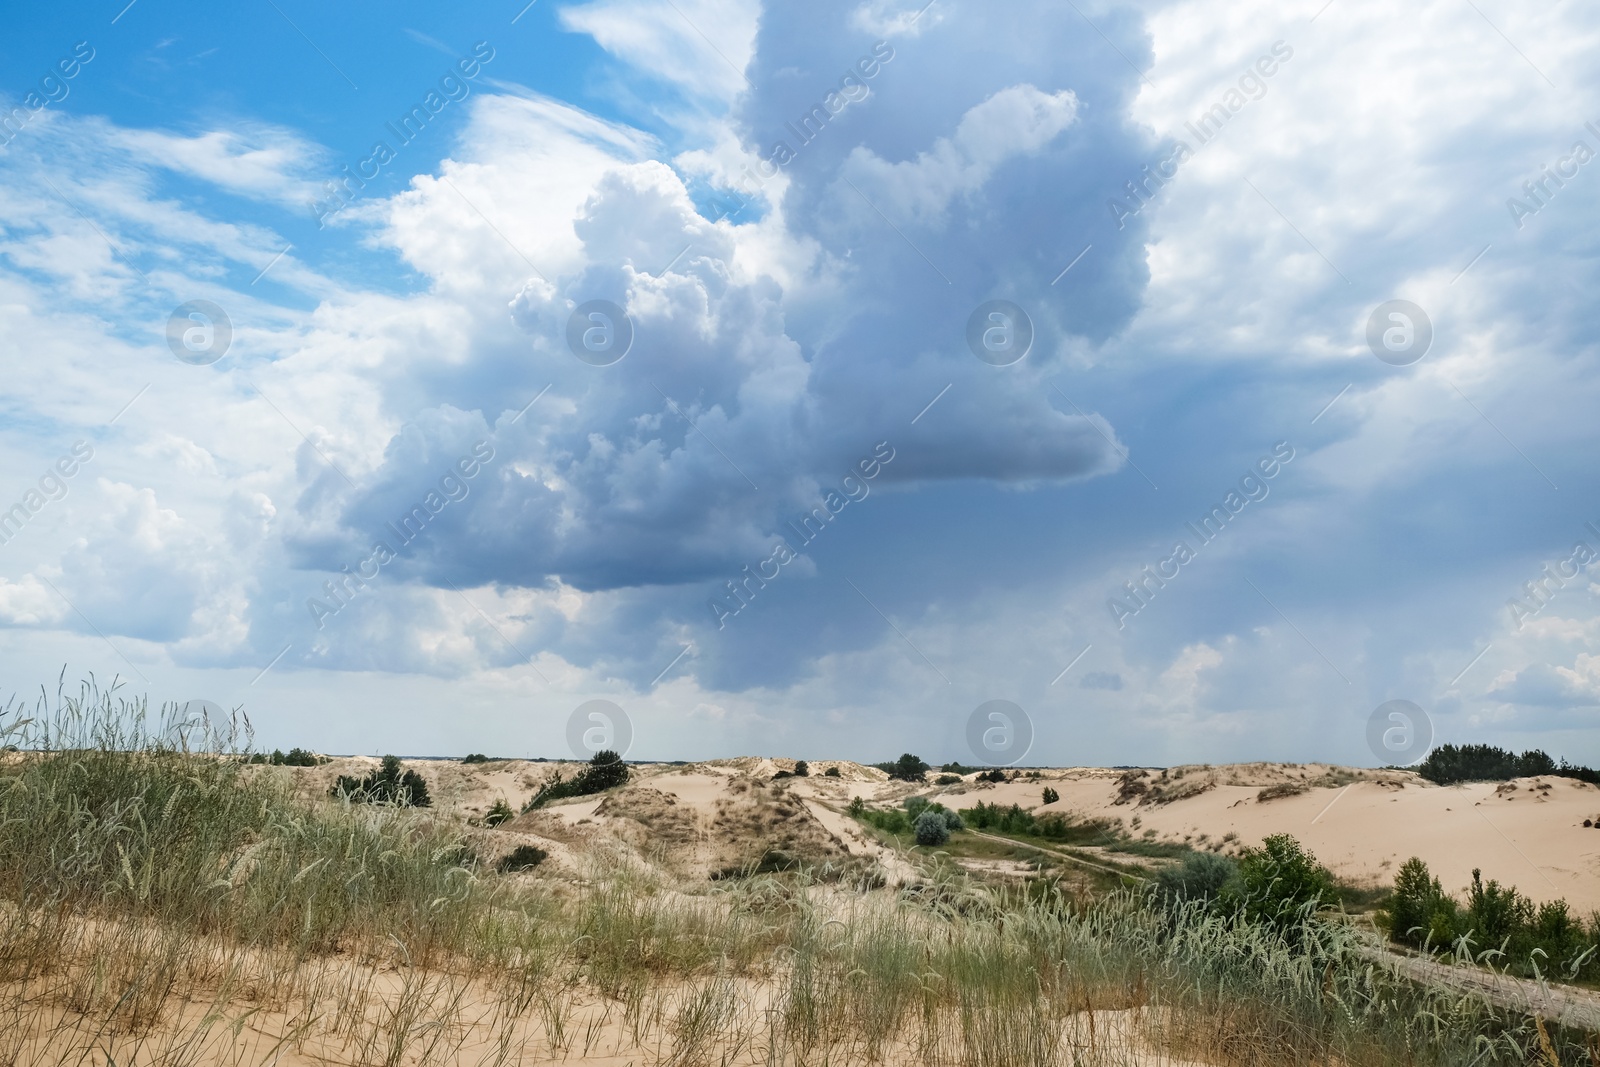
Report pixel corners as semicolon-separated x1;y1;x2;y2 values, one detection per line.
1041;786;1059;805
525;749;629;808
484;797;515;826
823;765;840;777
331;754;432;807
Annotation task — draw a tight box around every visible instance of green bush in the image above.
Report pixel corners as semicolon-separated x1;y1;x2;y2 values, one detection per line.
1157;851;1239;903
484;797;515;827
935;773;961;785
1042;786;1059;805
851;797;963;839
496;844;548;872
793;760;809;777
526;750;629;809
462;752;490;764
823;766;841;777
1228;834;1331;931
1383;857;1599;980
913;810;950;846
331;755;432;807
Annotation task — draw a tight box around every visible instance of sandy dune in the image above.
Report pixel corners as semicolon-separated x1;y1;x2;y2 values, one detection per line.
291;756;1600;908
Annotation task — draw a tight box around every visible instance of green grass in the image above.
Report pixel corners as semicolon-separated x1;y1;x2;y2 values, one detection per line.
0;676;1582;1066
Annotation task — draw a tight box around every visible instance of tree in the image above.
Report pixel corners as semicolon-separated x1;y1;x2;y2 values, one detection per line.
1041;786;1059;805
793;760;809;777
887;753;929;782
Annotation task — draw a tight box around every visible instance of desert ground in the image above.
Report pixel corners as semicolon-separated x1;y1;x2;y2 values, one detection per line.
9;745;1597;1067
296;755;1600;910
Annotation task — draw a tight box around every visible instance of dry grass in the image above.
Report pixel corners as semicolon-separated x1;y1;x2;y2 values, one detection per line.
0;677;1582;1065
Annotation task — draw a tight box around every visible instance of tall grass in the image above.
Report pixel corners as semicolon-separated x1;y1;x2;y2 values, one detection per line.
0;677;1582;1065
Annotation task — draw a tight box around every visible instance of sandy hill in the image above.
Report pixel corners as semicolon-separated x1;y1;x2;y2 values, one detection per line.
278;756;1600;910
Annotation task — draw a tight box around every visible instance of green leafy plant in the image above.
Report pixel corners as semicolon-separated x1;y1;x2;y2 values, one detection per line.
1041;786;1059;805
823;766;841;777
1228;834;1331;933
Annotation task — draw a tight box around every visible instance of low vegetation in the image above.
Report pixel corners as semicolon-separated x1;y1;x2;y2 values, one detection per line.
524;748;629;808
1384;856;1600;981
0;679;1590;1066
330;753;432;806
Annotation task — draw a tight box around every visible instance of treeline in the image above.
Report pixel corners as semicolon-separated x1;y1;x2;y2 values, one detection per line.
1386;857;1600;980
246;747;324;766
1416;743;1600;786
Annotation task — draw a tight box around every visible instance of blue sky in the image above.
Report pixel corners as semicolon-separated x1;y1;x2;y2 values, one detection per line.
2;0;1599;766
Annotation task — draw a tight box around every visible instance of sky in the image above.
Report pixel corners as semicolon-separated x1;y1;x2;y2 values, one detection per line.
1;0;1598;767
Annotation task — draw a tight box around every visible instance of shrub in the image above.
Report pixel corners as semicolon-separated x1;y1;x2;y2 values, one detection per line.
526;750;629;808
1388;857;1449;945
331;755;432;807
975;768;1007;783
1229;834;1331;931
935;773;961;785
484;797;515;827
793;760;809;777
462;753;490;764
1042;786;1059;805
1384;857;1599;979
1157;851;1238;903
496;844;548;872
823;766;841;777
913;810;950;846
